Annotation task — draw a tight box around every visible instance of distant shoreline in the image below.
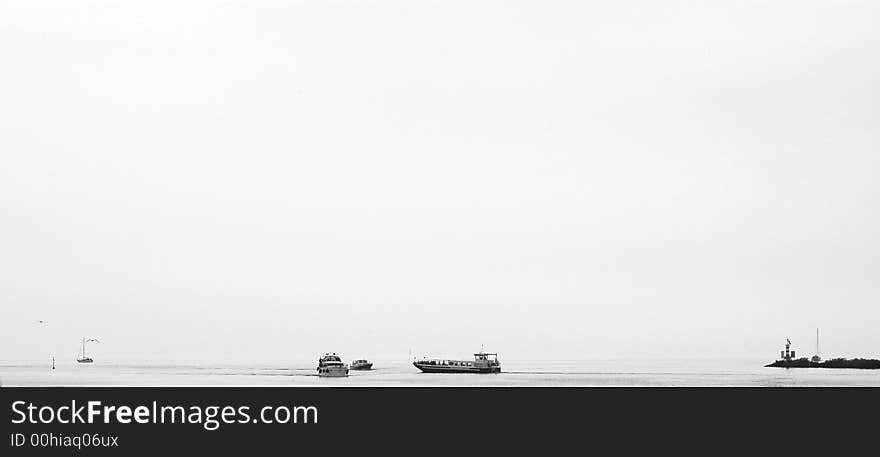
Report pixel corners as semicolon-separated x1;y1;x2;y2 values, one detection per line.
765;358;880;369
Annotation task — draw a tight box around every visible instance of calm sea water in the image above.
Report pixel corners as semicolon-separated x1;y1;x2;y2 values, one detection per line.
2;358;879;387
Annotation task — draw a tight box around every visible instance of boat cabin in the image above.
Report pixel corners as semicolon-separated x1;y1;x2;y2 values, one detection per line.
318;353;345;366
416;352;499;368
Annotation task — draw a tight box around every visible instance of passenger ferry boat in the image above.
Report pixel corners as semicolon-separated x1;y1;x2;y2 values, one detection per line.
317;353;349;377
350;359;373;370
413;351;501;373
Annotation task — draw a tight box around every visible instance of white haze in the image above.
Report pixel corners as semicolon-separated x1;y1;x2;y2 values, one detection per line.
1;1;878;363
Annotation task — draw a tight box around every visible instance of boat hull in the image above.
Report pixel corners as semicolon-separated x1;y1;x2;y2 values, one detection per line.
350;364;373;370
413;362;500;374
76;358;93;363
318;366;349;377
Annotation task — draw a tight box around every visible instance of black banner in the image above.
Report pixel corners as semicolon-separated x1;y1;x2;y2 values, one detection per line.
2;387;876;455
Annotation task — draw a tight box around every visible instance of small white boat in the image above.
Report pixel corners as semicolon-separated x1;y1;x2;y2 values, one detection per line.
350;359;373;370
317;353;349;377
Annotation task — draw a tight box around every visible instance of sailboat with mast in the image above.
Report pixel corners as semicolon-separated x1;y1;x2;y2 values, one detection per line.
77;337;99;363
811;328;821;363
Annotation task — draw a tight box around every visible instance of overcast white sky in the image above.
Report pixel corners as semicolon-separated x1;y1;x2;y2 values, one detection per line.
1;1;878;362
